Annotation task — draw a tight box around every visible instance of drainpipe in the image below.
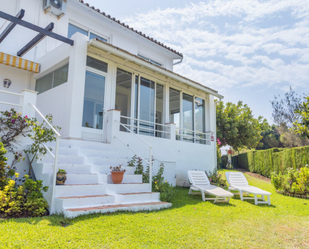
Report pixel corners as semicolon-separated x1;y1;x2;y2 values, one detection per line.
173;57;183;66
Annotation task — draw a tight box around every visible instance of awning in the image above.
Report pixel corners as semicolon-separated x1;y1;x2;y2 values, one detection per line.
0;52;40;73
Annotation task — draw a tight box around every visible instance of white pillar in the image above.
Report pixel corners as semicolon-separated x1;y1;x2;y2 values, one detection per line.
20;89;37;119
62;32;88;139
166;123;176;140
104;109;121;143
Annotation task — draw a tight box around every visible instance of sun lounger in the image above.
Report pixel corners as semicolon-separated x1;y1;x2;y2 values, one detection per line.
225;172;271;205
188;170;233;203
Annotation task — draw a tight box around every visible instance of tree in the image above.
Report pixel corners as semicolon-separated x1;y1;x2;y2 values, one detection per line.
216;101;264;151
270;87;302;127
293;96;309;139
256;124;281;150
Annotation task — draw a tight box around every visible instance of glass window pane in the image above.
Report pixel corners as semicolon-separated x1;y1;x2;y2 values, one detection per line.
35;73;53;94
115;68;132;131
182;93;194;142
53;64;69;88
195;97;206;144
139;77;155;136
68;23;88;38
86;56;108;73
155;84;164;137
82;71;105;129
169;88;180;140
89;32;107;42
134;76;139;134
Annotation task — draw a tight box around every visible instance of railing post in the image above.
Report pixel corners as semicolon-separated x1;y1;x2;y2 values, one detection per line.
20;89;37;118
104;109;121;143
166;123;176;140
50;136;60;215
149;147;152;192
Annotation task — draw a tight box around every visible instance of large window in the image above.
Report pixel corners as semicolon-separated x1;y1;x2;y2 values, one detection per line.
115;68;132;131
68;23;108;42
35;64;69;94
169;88;206;143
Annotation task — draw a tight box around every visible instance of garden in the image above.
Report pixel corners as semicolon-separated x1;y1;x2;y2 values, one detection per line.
1;170;309;248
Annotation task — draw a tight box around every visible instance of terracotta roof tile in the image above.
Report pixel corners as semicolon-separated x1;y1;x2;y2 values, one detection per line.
77;0;183;57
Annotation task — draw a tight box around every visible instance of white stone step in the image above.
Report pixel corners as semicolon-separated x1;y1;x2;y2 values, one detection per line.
39;155;85;164
57;195;115;209
41;163;92;174
119;192;160;203
93;165;135;174
62;173;98;184
86;157;128;165
105;174;142;184
64;202;172;218
79;149;119;158
55;184;106;197
107;183;150;193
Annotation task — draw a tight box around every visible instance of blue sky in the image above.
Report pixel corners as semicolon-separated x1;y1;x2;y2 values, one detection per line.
86;0;309;123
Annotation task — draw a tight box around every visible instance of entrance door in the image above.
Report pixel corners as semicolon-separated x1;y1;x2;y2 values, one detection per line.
82;71;106;132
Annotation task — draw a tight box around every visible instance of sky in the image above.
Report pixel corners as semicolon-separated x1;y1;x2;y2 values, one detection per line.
85;0;309;123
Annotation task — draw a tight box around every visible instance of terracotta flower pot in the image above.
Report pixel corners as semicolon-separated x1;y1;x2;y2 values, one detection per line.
56;173;67;185
111;171;125;184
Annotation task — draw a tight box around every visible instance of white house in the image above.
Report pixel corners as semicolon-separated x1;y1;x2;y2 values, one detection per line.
0;0;223;217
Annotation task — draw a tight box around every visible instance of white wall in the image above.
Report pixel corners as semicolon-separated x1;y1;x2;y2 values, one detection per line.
0;0;179;71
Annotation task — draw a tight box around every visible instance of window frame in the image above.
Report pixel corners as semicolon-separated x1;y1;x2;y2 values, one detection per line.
68;22;109;43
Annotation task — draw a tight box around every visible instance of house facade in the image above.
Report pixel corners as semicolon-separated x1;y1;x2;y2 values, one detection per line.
0;0;223;216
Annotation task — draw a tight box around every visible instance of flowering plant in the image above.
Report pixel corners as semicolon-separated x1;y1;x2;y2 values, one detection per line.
206;168;227;188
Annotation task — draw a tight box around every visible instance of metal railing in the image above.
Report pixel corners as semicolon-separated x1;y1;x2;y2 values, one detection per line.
176;128;213;144
114;118;153;191
30;103;61;215
120;115;171;138
0;90;22;109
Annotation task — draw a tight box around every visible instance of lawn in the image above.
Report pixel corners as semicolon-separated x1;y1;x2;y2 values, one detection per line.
1;170;309;249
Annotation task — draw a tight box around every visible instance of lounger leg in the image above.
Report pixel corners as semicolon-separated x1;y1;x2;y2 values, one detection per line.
239;190;243;201
201;190;205;201
262;195;265;201
214;196;218;204
254;195;258;205
226;197;230;203
267;196;271;206
189;188;192;195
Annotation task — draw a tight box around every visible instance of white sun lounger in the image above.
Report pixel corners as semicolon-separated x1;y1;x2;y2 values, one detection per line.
188;170;233;203
225;172;271;205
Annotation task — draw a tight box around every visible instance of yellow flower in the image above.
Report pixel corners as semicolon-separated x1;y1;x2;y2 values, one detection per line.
155;181;157;184
15;172;19;178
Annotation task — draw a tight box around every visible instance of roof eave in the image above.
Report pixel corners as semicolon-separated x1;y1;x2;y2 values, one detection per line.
88;39;224;99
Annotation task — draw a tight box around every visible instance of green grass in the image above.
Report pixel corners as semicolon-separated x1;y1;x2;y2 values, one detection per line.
1;170;309;249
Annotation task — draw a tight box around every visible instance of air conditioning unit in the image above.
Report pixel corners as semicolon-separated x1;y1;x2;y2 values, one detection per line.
43;0;67;18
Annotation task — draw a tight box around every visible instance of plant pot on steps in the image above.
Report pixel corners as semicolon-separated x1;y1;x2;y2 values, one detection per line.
56;169;67;185
110;171;125;184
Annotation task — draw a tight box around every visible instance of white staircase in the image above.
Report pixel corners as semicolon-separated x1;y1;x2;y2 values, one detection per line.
33;139;171;218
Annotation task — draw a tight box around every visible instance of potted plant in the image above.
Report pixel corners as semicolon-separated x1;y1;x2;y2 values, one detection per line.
56;169;67;185
110;164;126;184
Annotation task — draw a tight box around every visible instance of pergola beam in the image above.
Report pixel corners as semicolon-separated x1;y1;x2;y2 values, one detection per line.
0;9;25;43
17;22;54;57
0;10;74;50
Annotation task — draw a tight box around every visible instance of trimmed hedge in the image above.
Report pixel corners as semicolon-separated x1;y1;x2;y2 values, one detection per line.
232;146;309;177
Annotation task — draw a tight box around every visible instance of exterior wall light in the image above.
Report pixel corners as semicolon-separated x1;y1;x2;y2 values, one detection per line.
3;78;11;88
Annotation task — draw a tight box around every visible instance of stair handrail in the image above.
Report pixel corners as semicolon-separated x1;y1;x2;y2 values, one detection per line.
29;103;60;214
114;119;153;191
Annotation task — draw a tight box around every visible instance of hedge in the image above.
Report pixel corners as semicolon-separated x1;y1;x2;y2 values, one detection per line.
232;146;309;177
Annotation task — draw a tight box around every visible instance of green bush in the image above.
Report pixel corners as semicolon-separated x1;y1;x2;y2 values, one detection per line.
233;146;309;177
0;175;49;218
0;141;8;189
271;166;309;196
206;168;227;188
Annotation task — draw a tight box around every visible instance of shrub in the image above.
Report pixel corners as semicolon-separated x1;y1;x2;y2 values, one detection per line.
0;141;8;189
271;166;309;197
130;155;177;202
206;168;227;188
0;174;49;218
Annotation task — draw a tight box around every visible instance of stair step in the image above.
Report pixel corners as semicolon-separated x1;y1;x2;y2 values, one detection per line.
39;155;85;164
64;202;172;218
119;192;160;203
42;163;92;174
93;165;135;174
62;173;98;184
55;184;106;197
57;194;115;209
102;174;142;184
80;149;119;158
107;183;150;193
86;157;128;165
